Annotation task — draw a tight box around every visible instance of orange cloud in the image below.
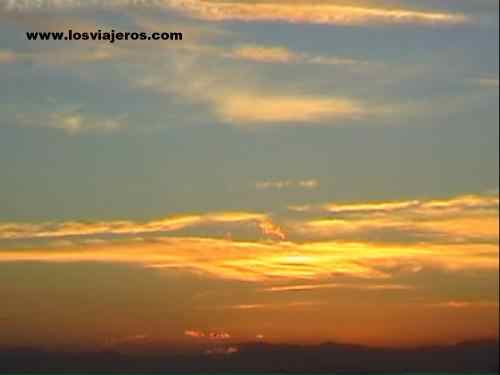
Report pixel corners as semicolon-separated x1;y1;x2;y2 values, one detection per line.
1;194;496;283
263;283;413;292
291;194;499;244
184;330;206;338
258;220;286;241
184;330;231;340
427;301;499;309
205;346;238;355
208;332;231;340
1;236;497;282
0;211;282;241
0;50;18;64
164;0;468;26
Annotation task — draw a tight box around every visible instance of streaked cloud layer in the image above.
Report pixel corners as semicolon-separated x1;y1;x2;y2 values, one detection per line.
164;0;468;26
2;0;470;27
0;211;284;240
1;193;497;282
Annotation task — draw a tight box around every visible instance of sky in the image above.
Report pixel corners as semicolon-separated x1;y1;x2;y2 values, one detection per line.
0;0;498;353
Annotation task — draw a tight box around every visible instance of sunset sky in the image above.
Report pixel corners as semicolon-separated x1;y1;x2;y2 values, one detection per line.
0;0;498;353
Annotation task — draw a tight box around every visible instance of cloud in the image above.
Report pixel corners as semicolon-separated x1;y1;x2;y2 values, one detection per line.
225;44;384;71
106;333;149;347
15;110;126;134
184;330;231;340
290;194;499;245
298;180;320;189
226;45;297;64
208;332;231;340
140;75;373;125
213;93;365;124
0;49;18;64
137;58;374;125
184;330;205;338
0;194;496;282
225;44;379;68
1;235;497;282
164;0;469;26
0;211;284;241
257;220;286;241
205;346;238;355
427;301;498;309
478;78;500;88
135;45;393;126
226;304;267;310
221;301;326;310
324;200;421;214
2;0;469;27
256;179;319;190
263;283;413;292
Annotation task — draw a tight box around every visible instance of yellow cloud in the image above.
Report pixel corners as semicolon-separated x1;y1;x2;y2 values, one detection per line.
258;220;286;241
226;45;298;63
165;0;468;26
263;283;413;292
214;93;364;124
324;200;420;213
1;237;497;282
296;197;498;245
0;211;284;241
225;44;371;66
1;194;496;283
134;43;389;126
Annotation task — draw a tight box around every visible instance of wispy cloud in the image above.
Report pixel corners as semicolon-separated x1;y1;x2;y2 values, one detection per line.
132;33;395;127
426;301;498;309
0;49;18;63
227;44;372;68
138;70;375;125
263;283;413;292
225;45;297;64
184;330;231;340
15;109;126;134
205;346;238;355
222;301;326;310
0;194;496;282
0;211;285;241
1;235;497;281
290;194;499;245
256;179;319;190
1;0;470;27
478;77;500;88
210;93;366;124
224;44;365;66
164;0;469;26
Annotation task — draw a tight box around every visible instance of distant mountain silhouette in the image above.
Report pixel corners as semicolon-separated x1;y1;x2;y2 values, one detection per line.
0;339;497;373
